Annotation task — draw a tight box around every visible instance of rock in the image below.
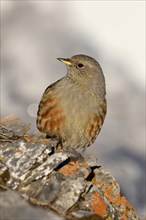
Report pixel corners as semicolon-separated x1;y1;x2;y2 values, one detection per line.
0;117;141;219
0;190;63;220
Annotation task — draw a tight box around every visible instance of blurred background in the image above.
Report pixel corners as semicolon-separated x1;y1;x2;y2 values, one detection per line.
1;1;145;217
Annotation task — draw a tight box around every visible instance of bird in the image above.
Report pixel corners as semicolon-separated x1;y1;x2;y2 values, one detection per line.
37;54;106;150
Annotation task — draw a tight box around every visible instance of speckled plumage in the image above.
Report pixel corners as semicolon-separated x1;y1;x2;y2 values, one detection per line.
37;54;106;149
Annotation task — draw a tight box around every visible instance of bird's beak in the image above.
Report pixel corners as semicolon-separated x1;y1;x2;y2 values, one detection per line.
57;58;72;66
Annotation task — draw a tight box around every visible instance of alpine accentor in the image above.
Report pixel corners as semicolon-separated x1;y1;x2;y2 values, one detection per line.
37;54;106;149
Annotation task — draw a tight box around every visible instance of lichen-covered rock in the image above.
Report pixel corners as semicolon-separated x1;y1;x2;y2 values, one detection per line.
0;116;30;140
1;190;64;220
0;117;141;220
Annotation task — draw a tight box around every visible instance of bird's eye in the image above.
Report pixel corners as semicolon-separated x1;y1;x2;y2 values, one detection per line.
77;63;84;68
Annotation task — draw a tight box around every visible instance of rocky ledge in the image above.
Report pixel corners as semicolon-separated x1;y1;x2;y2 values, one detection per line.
0;117;140;220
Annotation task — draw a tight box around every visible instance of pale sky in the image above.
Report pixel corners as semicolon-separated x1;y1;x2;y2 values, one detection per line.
72;1;145;89
2;1;145;88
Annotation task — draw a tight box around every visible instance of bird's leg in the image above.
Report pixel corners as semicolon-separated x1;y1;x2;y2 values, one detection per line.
56;138;64;152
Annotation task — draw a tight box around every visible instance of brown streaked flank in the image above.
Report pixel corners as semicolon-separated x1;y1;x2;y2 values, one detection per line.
37;54;106;149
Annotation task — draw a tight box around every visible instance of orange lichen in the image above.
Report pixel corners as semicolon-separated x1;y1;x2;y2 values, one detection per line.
84;171;91;179
91;192;107;217
92;177;104;186
117;196;133;208
104;185;119;204
59;161;88;177
23;134;51;144
0;116;18;123
24;135;33;142
117;196;137;218
106;217;112;220
59;161;80;176
104;184;137;219
41;138;51;143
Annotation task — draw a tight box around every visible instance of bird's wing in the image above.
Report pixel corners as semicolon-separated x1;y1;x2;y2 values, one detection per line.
36;80;65;138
